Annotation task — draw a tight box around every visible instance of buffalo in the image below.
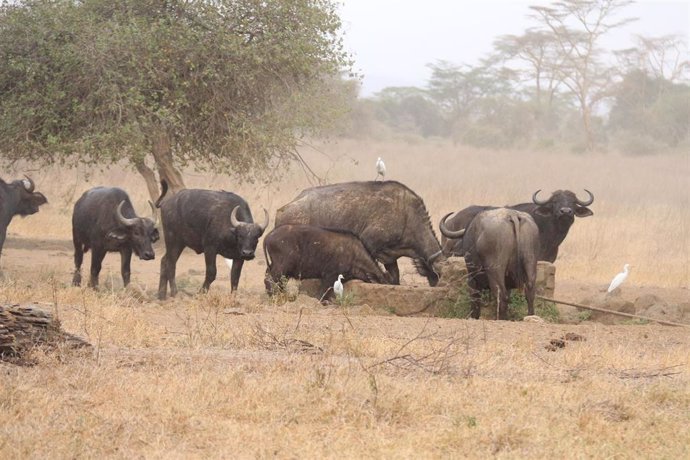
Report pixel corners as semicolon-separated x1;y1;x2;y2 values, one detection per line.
275;181;446;286
263;224;393;297
441;189;594;262
155;180;268;299
440;208;540;320
0;176;47;266
72;187;159;288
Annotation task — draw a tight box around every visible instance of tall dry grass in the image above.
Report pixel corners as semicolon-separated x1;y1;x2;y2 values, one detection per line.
7;138;690;288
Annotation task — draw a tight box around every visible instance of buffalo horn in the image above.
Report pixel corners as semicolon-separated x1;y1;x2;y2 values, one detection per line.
259;208;269;231
439;212;465;239
116;201;137;227
532;189;549;205
230;206;243;227
148;200;158;226
576;189;594;206
23;175;35;193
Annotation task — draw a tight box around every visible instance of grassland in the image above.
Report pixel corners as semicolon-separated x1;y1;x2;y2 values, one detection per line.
1;140;689;458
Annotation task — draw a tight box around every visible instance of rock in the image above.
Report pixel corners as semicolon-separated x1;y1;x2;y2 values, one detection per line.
634;294;666;312
523;315;545;323
563;332;586;341
437;258;468;287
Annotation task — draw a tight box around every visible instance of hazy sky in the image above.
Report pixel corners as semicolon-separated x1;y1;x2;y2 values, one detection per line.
339;0;690;96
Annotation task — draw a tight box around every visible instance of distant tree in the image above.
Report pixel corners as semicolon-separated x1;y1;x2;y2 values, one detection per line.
373;87;445;137
530;0;636;150
0;0;350;199
615;34;689;85
493;30;565;123
609;71;690;149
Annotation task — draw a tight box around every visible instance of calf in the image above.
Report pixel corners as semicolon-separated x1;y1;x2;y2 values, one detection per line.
263;224;392;297
72;187;159;288
156;180;268;299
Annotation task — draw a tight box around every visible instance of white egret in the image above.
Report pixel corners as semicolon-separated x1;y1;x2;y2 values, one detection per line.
607;264;630;293
333;274;344;299
375;157;386;180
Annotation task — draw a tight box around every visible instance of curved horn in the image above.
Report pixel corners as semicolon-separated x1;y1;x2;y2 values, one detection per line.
258;208;269;232
116;201;137;227
23;175;35;193
439;212;465;239
230;206;243;227
148;200;158;226
532;189;549;205
575;189;594;207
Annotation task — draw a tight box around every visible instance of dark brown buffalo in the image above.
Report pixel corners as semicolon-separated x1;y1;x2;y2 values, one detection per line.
0;176;47;267
263;224;392;297
72;187;159;288
440;208;540;320
155;180;268;299
274;181;445;286
441;190;593;262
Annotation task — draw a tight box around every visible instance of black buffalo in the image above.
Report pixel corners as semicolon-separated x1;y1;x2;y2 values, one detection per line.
72;187;159;288
263;224;393;297
440;208;540;320
0;176;47;266
275;181;446;286
441;189;594;262
155;180;268;299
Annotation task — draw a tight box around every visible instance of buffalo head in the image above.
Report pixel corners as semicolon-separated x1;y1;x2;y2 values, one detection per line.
107;201;159;260
231;206;269;260
11;176;48;216
532;189;594;222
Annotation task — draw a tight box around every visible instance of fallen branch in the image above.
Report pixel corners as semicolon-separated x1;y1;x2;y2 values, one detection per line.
536;296;690;328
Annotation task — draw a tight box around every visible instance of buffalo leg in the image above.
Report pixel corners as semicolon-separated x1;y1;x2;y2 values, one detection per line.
384;261;400;285
120;247;132;287
525;280;536;317
466;275;482;319
158;244;183;300
0;228;6;270
72;241;84;287
486;271;509;320
230;259;245;292
88;248;106;289
200;249;218;293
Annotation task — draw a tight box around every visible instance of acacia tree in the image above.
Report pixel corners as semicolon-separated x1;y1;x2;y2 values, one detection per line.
0;0;351;198
530;0;636;150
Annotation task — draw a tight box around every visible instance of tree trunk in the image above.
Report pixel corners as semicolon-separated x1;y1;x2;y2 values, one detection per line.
581;104;594;151
151;131;186;192
1;304;91;363
134;159;162;206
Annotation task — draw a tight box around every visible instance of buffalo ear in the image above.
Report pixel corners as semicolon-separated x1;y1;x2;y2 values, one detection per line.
575;206;593;218
30;192;48;206
534;205;551;217
106;229;128;241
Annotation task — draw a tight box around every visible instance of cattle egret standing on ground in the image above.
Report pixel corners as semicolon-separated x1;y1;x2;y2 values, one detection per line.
333;274;344;299
607;264;630;293
375;157;386;180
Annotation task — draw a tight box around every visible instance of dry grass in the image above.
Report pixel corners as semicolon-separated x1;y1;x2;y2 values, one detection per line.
1;139;689;458
7;139;689;287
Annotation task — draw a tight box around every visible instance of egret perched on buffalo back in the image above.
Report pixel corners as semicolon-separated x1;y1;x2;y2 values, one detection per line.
607;264;630;293
375;157;386;181
333;274;344;299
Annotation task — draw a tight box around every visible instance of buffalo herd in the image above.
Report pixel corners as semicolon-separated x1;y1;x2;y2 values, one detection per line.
0;174;594;320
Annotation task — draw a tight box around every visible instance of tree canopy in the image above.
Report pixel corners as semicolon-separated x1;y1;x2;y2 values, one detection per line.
0;0;351;195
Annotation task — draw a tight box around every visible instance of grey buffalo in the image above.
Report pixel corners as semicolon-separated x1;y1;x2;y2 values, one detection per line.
72;187;159;288
275;181;446;286
440;208;540;320
155;180;268;299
